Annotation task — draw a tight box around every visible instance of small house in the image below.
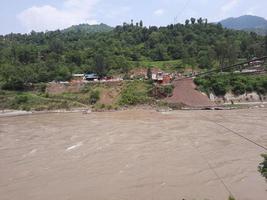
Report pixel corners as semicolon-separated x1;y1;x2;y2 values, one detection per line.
152;72;172;84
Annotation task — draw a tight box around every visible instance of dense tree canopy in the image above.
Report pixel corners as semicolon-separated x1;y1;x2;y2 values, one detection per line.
0;19;266;89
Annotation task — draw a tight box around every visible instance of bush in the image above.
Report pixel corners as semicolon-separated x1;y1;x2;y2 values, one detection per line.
81;85;91;93
228;196;236;200
230;76;247;95
259;154;267;181
14;95;29;104
162;85;174;96
212;81;228;96
89;90;100;104
119;81;151;105
35;83;47;93
232;82;246;95
254;79;267;95
153;85;174;98
21;105;31;111
94;103;106;110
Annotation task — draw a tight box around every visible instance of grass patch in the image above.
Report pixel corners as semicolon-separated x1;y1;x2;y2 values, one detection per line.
118;80;153;105
0;91;87;111
0;82;124;111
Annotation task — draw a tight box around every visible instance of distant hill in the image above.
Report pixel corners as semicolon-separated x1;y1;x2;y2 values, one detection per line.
63;23;113;33
219;15;267;35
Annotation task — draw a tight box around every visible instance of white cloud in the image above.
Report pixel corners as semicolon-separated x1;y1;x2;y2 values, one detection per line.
17;0;99;32
221;0;240;13
154;9;165;16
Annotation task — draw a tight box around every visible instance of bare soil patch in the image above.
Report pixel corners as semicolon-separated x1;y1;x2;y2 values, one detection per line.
166;79;215;107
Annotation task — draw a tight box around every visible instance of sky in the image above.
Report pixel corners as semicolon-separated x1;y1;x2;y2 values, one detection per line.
1;0;267;35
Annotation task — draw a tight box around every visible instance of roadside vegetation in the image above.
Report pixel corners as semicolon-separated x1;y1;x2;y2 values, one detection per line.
194;74;267;96
259;154;267;181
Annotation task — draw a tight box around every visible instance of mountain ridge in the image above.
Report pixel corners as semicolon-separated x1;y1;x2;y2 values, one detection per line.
219;15;267;35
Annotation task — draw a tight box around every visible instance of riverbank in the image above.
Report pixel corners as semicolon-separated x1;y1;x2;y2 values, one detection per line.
1;101;266;118
1;77;266;115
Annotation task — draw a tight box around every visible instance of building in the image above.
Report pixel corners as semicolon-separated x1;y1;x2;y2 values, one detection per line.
71;74;84;81
152;72;173;84
84;73;99;81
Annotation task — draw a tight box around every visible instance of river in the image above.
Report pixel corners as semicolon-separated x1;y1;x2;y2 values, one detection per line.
0;109;267;200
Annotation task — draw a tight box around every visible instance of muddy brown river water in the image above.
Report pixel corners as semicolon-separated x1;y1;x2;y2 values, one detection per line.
0;109;267;200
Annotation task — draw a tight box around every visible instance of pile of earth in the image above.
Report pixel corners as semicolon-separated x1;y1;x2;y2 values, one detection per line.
165;78;215;107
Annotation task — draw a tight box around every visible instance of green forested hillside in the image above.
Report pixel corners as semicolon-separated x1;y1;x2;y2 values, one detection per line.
0;19;267;90
63;23;113;33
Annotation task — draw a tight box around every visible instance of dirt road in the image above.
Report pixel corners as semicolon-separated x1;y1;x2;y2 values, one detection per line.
0;109;267;200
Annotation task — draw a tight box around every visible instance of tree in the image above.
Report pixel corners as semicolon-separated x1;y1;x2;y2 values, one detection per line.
212;80;228;96
190;17;196;24
204;18;208;26
16;46;37;64
197;18;203;24
215;39;229;71
148;32;163;48
228;40;240;66
140;20;143;27
65;51;82;66
110;56;130;74
93;53;108;78
147;68;152;80
185;19;190;26
198;50;212;69
151;44;169;61
48;39;64;54
55;65;71;81
167;44;185;59
0;64;36;90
